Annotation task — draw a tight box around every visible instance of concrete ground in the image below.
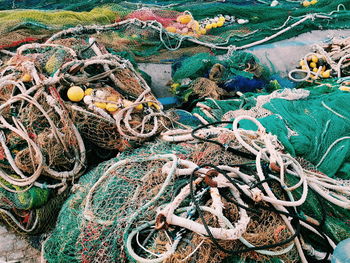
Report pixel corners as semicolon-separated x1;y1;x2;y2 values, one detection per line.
0;225;41;263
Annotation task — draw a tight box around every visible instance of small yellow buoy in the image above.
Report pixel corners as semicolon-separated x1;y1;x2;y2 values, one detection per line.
218;16;225;22
310;0;317;4
199;28;207;35
309;62;317;68
148;102;161;111
106;103;119;112
205;24;213;30
21;73;32;82
94;102;107;109
322;70;331;78
302;1;310;7
135;103;144;112
299;60;305;66
177;15;192;24
67;86;85;102
166;26;177;33
84;88;93;96
216;20;224;27
311;55;318;63
212;23;218;28
312;67;319;73
301;65;307;70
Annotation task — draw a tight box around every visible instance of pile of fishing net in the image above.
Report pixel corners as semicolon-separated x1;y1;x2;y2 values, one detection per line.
0;34;166;233
0;1;349;62
42;108;350;263
188;79;350;179
0;64;86;233
169;52;278;109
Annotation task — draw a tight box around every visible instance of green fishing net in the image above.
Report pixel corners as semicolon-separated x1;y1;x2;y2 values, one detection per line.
240;89;350;179
41;127;350;263
43;140;195;263
0;1;349;62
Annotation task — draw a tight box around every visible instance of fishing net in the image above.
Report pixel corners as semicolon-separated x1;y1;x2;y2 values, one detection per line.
0;70;86;233
0;87;86;184
2;36;167;150
169;52;273;110
43;140;195;263
42;128;313;263
0;33;168;235
0;1;349;62
233;87;350;179
289;36;350;82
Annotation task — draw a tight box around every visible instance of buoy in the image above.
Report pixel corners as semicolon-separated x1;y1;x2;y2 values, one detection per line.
310;62;317;68
106;103;119;112
177;15;192;24
148;102;160;111
191;20;200;31
166;26;177;33
95;90;107;99
83;95;92;104
94;102;107;109
332;238;350;263
216;20;224;27
21;73;32;82
311;55;318;63
299;60;305;66
211;23;218;28
135;103;144;112
310;0;317;4
322;70;331;78
67;86;85;102
312;67;318;73
199;28;207;35
218;16;225;22
84;88;93;96
271;0;279;7
302;1;310;7
205;23;213;30
237;19;249;24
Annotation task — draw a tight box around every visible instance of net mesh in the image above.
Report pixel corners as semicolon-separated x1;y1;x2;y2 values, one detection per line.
0;1;349;62
43;136;302;263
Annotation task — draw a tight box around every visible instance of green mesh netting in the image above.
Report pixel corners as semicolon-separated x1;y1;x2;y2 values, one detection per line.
0;1;349;62
240;89;350;179
43;140;195;263
42;130;350;263
190;80;350;178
